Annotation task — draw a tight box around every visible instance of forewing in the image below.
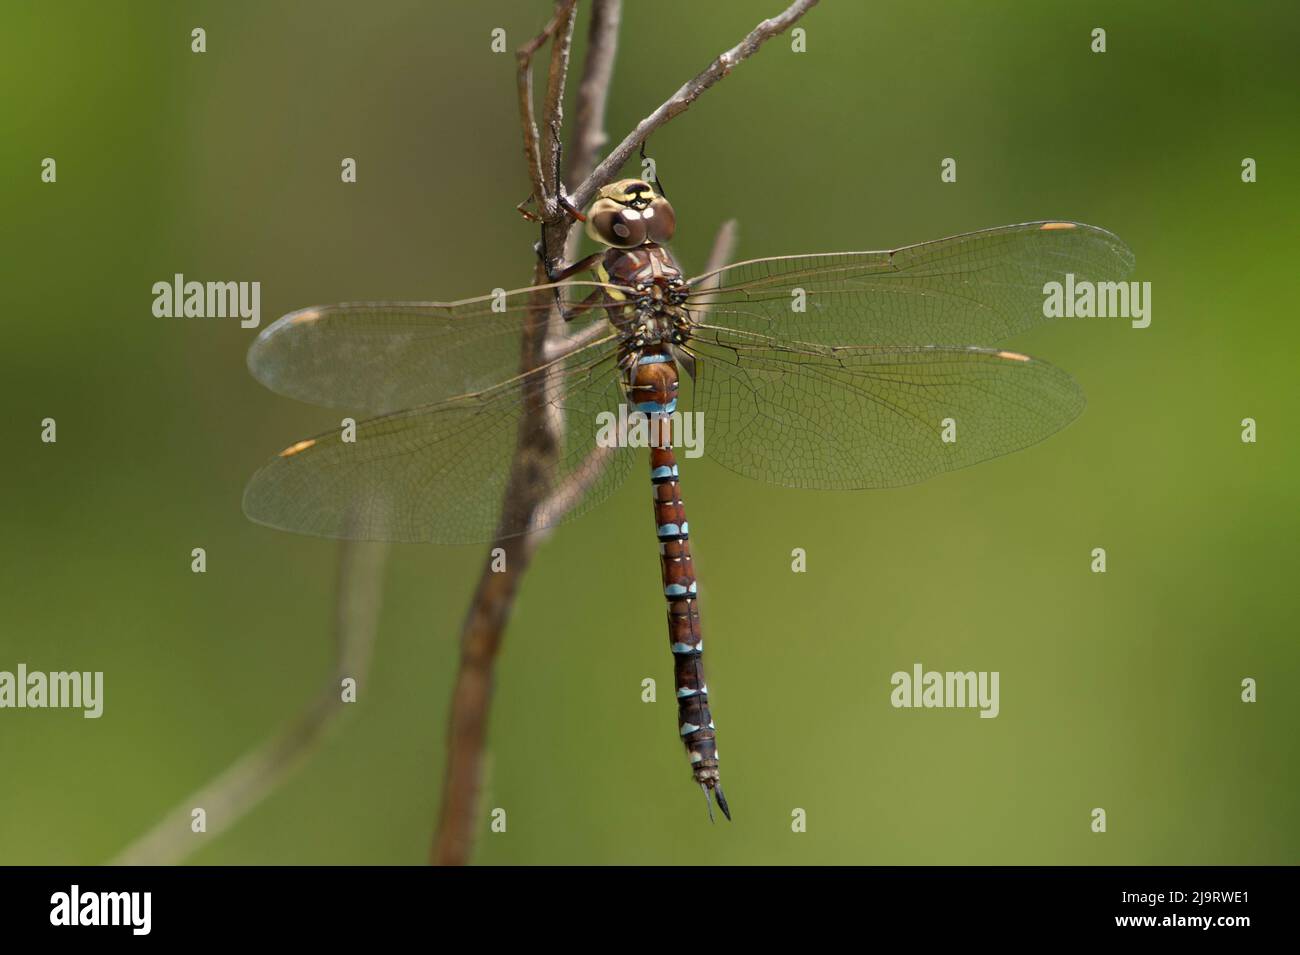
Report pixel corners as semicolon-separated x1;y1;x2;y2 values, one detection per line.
685;221;1134;348
246;281;620;415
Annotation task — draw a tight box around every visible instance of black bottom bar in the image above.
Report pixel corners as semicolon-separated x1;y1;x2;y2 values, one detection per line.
0;866;1284;940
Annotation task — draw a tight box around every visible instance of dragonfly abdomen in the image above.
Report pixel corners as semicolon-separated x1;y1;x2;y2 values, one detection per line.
634;348;730;822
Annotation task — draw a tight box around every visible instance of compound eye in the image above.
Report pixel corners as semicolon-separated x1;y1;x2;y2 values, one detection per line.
586;199;648;248
644;197;676;243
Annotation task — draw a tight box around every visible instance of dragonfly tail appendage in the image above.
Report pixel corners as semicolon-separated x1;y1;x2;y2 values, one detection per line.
711;780;732;822
699;781;732;823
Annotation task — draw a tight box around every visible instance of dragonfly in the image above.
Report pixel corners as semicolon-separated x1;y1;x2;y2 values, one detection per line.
243;178;1134;821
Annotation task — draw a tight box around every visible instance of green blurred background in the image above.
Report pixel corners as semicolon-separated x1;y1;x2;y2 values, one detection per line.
3;0;1297;865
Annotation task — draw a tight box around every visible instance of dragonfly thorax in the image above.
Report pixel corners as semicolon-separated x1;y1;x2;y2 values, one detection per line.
625;309;689;348
601;243;685;290
598;243;691;345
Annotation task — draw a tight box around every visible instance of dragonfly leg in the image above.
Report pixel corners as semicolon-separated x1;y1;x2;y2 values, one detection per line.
533;238;598;316
519;126;587;225
540;249;604;285
516;194;543;222
559;287;603;323
557;192;586;221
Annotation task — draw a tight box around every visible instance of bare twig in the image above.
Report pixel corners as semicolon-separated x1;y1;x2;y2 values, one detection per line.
544;314;614;361
431;0;816;866
527;445;615;543
111;541;389;865
564;0;622;263
572;0;819;209
516;0;578;213
566;0;622;190
540;2;579;201
702;218;740;284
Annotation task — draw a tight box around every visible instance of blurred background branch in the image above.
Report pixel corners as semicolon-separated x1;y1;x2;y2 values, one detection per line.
111;541;389;866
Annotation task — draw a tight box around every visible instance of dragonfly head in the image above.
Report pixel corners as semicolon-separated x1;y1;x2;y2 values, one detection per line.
585;178;676;248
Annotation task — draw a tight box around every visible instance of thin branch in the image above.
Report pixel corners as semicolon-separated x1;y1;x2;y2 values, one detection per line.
573;0;819;210
515;64;546;210
527;445;615;544
516;0;578;213
702;218;740;283
564;0;622;263
544;318;613;362
540;2;579;201
111;541;389;865
566;0;622;191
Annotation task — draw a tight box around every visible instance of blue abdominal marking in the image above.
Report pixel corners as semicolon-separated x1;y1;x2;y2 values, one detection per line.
671;641;703;655
636;352;671;364
636;399;677;414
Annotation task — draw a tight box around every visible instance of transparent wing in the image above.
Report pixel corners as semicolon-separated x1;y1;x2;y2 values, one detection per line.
685;221;1134;347
686;326;1085;489
246;281;625;415
242;341;632;543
